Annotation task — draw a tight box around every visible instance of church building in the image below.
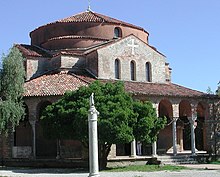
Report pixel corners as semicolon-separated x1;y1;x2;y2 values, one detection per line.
0;9;219;163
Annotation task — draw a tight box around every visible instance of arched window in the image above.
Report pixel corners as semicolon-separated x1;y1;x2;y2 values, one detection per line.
146;62;152;82
130;60;136;81
114;27;122;38
115;59;120;79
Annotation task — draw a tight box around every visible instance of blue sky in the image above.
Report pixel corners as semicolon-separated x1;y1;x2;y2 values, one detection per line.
0;0;219;92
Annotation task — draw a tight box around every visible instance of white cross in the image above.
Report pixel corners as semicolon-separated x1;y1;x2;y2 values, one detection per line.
128;39;138;55
87;0;92;11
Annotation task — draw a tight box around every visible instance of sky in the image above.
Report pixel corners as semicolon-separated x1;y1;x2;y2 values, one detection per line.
0;0;219;93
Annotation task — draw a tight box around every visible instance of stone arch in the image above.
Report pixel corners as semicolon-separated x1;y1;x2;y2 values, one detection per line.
179;100;192;117
36;100;52;121
157;99;173;153
36;100;56;158
159;99;173;118
179;100;192;150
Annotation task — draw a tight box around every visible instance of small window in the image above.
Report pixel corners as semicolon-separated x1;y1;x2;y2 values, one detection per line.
114;27;122;38
146;62;152;82
115;59;120;79
130;60;136;81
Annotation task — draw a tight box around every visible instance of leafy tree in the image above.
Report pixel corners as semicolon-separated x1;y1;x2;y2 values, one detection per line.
41;81;166;168
0;47;25;134
216;82;220;96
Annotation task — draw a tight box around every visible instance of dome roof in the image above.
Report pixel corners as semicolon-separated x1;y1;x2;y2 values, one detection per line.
30;11;149;50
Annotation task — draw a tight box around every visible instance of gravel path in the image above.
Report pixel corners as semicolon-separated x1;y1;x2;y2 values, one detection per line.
0;168;220;177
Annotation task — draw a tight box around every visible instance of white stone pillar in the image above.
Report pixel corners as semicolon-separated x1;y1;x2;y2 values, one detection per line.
88;93;99;177
172;117;178;156
29;120;36;158
152;141;157;157
130;139;136;157
152;102;159;157
188;114;197;156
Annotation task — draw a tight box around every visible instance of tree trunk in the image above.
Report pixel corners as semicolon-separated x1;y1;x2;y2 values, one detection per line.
99;144;111;170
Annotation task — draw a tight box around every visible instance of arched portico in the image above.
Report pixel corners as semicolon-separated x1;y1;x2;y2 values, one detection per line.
179;100;192;150
36;101;57;158
196;102;207;151
157;99;173;153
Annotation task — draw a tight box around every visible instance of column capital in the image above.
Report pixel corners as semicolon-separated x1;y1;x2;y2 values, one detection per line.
172;117;179;122
188;115;197;124
29;120;36;126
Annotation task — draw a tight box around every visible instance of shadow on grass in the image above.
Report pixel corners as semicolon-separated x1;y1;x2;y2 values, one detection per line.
104;165;188;172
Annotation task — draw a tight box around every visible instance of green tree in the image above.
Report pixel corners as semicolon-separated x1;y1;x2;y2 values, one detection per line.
41;81;166;168
0;47;26;134
216;82;220;96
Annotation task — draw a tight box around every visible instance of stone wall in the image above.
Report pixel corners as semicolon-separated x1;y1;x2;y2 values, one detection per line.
97;36;166;83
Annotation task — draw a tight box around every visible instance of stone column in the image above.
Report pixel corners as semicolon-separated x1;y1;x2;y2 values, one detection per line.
88;93;99;177
29;120;36;158
152;102;159;157
172;117;178;156
152;141;157;157
188;114;197;155
130;139;136;157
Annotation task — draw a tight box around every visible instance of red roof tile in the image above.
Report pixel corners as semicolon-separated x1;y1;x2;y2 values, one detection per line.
32;11;148;34
15;44;52;58
24;71;90;97
24;71;206;98
124;81;205;98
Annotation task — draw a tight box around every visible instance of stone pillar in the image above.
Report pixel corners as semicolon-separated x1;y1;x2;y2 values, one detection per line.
172;117;178;156
130;139;136;157
29;120;36;158
152;102;159;157
88;93;99;177
108;144;116;159
188;114;197;156
152;141;157;157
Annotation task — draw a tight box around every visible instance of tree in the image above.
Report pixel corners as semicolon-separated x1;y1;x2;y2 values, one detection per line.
0;47;26;134
41;81;166;168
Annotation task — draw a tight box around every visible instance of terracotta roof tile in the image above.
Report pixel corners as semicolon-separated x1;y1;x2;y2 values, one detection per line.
24;71;90;97
24;72;206;98
15;44;52;58
124;81;205;98
32;11;148;34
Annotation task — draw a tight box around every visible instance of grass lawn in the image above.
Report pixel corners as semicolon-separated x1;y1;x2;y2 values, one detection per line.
105;164;188;172
209;160;220;164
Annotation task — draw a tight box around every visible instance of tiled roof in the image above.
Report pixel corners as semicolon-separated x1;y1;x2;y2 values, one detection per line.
15;44;52;58
24;70;206;98
124;81;205;98
24;71;91;97
33;11;148;33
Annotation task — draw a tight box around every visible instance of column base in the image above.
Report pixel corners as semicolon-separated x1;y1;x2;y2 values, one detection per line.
89;173;100;177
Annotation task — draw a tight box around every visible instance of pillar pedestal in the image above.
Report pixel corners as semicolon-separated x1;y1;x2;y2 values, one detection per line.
130;139;136;157
88;93;100;177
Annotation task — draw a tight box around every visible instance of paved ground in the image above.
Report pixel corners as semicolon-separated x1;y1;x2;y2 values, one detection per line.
0;164;220;177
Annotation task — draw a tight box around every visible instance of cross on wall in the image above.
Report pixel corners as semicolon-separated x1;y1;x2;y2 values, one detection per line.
128;39;139;55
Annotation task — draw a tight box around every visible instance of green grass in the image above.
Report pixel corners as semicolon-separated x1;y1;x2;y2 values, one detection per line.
105;165;188;172
209;160;220;164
